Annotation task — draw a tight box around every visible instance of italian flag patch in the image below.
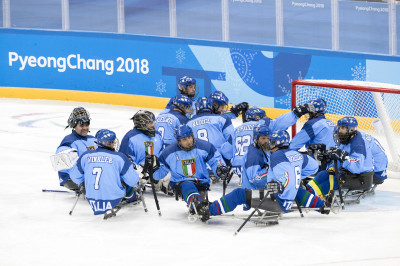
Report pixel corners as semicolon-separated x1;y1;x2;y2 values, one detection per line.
283;172;289;188
347;157;360;162
182;158;196;177
144;141;154;155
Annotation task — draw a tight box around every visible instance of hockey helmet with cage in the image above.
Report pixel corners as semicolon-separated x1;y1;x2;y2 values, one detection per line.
172;94;193;114
67;107;90;129
174;124;195;151
178;76;198;99
209;91;229;114
245;107;266;121
269;130;290;150
334;116;358;145
95;129;119;151
195;97;213;113
131;110;156;137
309;98;327;114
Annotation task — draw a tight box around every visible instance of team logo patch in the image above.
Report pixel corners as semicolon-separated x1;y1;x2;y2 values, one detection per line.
144;141;154;155
182;158;196;177
347;157;360;162
283;172;289;188
87;146;96;151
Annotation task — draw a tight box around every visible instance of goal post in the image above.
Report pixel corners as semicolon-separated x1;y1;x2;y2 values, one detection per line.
291;79;400;171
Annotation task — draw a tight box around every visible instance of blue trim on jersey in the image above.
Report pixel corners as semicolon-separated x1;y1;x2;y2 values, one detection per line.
159;143;180;169
303;115;326;139
350;133;367;157
270;149;290;169
59;131;95;148
196;139;217;162
244;145;266;168
221;116;233;132
169;110;190;124
302;154;309;169
191;112;218;119
261;117;271;128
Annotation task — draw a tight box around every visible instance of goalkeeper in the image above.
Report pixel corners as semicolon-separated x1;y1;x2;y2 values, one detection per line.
52;107;97;192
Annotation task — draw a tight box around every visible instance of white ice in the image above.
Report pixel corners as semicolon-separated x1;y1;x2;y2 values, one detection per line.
1;98;400;266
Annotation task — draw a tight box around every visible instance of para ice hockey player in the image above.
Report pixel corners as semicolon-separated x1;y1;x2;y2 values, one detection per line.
160;76;198;117
188;97;235;162
208;90;249;120
119;110;172;194
150;124;230;221
52;107;97;192
231;103;309;178
196;129;336;222
69;129;140;216
156;94;192;147
238;128;333;214
307;116;383;199
289;98;336;151
120;110;163;166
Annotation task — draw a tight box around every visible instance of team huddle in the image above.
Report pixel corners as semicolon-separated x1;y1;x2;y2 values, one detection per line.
52;76;388;222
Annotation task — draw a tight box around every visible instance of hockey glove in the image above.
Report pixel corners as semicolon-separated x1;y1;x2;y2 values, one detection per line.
230;102;249;117
307;143;326;156
216;165;230;181
327;148;348;163
144;154;160;173
292;103;311;118
266;181;284;194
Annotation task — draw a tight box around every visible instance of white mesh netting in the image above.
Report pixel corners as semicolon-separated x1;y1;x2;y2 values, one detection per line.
292;80;400;171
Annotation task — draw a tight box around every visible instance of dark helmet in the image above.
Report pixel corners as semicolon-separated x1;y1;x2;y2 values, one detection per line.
174;124;195;151
67;107;90;129
131;110;156;137
195;97;213;113
178;76;198;99
95;129;119;151
308;98;327;120
209;91;229;114
269;130;290;149
253;124;270;152
334;116;358;145
172;94;193;114
245;107;266;121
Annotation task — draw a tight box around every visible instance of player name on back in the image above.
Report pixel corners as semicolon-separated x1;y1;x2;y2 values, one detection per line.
87;156;113;163
191;118;211;127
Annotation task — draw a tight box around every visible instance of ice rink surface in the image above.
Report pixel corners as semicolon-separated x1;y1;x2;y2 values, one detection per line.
1;98;400;266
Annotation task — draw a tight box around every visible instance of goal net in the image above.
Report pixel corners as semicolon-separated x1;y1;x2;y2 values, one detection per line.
291;79;400;171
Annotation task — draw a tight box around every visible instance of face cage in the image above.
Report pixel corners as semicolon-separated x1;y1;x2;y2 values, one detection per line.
335;128;356;145
134;116;156;137
177;136;196;152
68;109;90;128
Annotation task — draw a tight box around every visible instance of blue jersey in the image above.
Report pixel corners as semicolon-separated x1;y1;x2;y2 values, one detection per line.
336;132;374;174
241;145;270;189
69;148;139;215
153;139;225;185
119;128;164;166
56;131;97;185
156;110;189;146
289;115;336;150
232;111;298;168
364;133;388;177
267;149;319;212
160;95;197;118
188;112;235;160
